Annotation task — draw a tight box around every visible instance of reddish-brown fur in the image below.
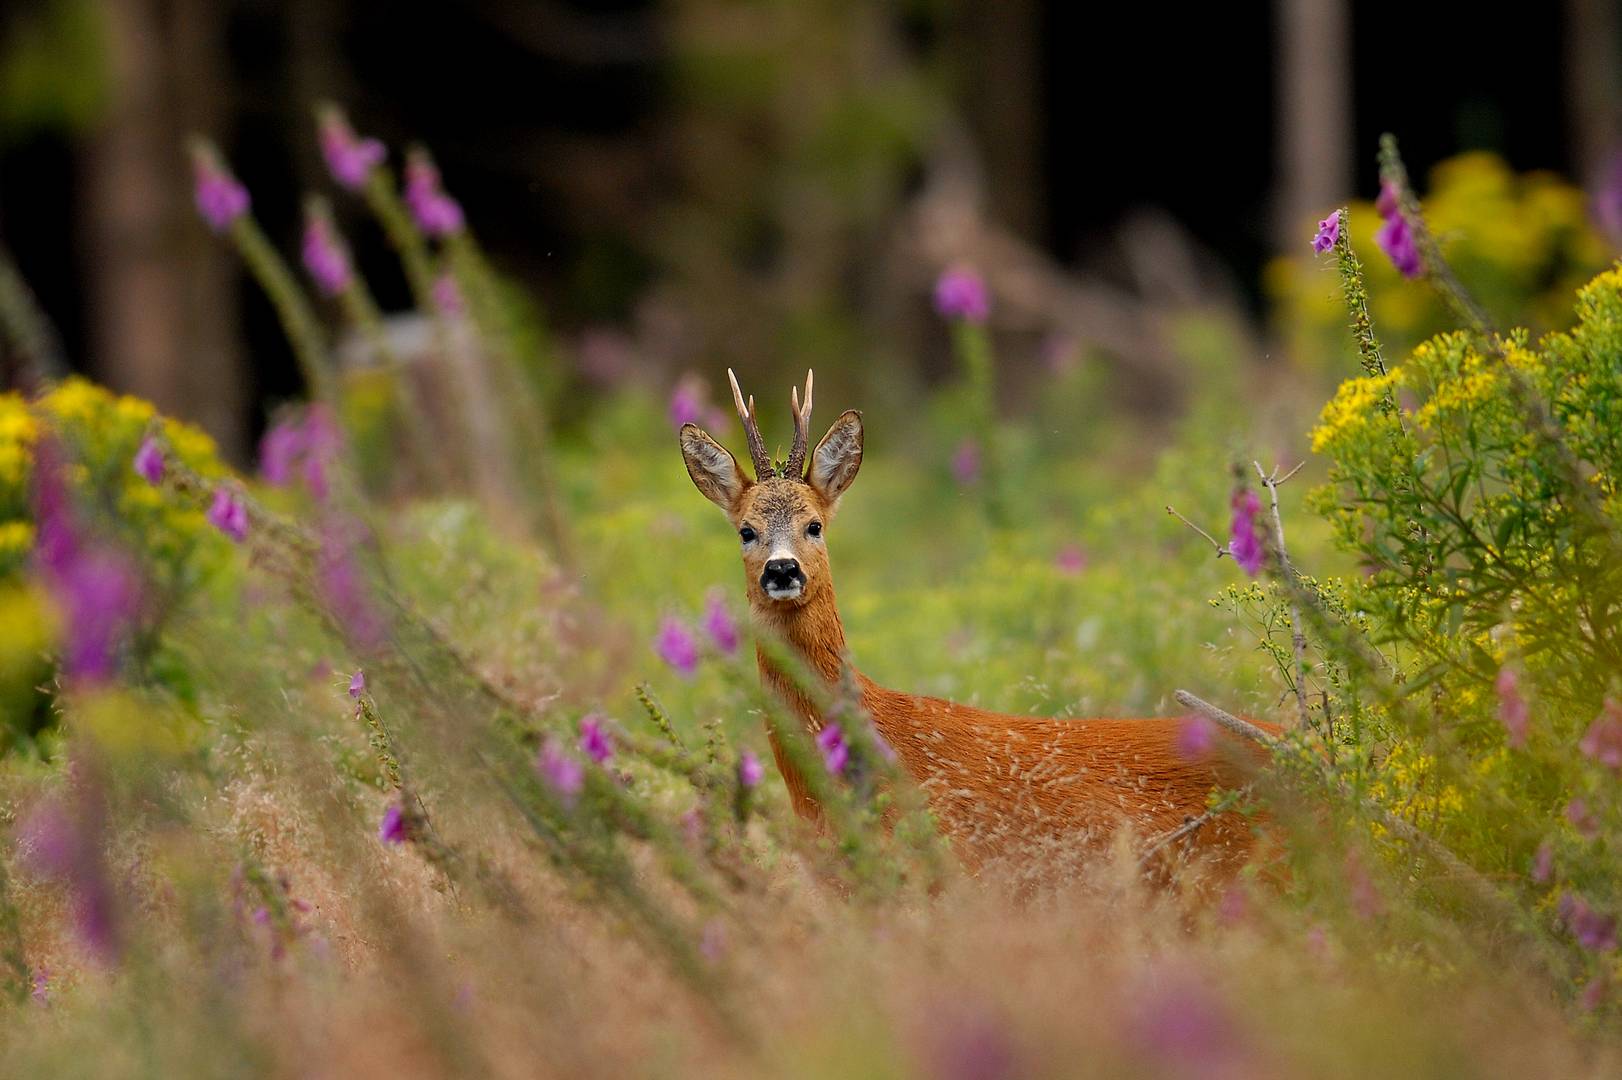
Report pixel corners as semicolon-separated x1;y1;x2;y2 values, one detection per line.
680;372;1269;878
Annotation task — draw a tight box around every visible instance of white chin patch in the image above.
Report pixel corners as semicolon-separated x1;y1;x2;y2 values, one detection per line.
765;583;803;602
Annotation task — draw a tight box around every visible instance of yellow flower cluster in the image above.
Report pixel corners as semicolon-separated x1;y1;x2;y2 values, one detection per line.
1309;369;1403;454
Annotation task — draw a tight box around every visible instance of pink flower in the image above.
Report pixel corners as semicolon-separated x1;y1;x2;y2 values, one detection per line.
1228;489;1265;575
31;966;49;1006
1580;975;1609;1012
301;212;351;296
669;376;707;429
132;436;164;485
378;802;410;845
1054;544;1088;575
951;439;981;486
206;486;249;542
579;714;614;765
348;669;366;698
1127;969;1247;1074
699;919;727;962
404;151;465;237
1175;714;1216;761
1375;181;1401;218
1531;840;1555;885
317;520;387;651
655;617;700;677
18;793;120;964
702;591;739;655
1579;699;1622;772
258;405;341;499
816;723;849;775
1566;797;1600;840
1374;198;1422;279
933;266;990;323
1559;893;1617;952
1496;666;1528;749
432;273;464;317
31;446;142;683
191;148;250;232
1311;212;1340;253
318;108;386;190
537;737;585;805
737;750;765;789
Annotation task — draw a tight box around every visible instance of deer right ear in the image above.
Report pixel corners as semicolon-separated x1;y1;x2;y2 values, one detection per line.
807;409;863;507
680;424;750;511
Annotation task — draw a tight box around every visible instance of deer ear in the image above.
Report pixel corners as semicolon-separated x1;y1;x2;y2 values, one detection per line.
680;424;750;511
807;410;863;506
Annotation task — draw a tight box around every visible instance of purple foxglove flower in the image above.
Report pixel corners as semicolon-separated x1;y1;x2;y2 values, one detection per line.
378;802;409;845
432;273;465;317
1560;894;1618;952
1496;666;1529;749
1580;976;1609;1012
1531;840;1555;885
17;794;121;964
207;486;249;542
301;213;352;296
31;966;49;1006
1375;180;1401;219
1311;212;1340;253
1174;714;1216;761
654;617;700;677
1228;489;1265;576
132;436;165;485
737;749;765;789
933;266;990;324
318;109;386;190
1127;971;1245;1073
1579;699;1622;772
259;419;304;486
951;439;981;486
318;522;386;650
57;552;141;682
192;149;250;233
1054;544;1088;575
701;591;739;655
1566;797;1600;839
404;152;465;237
867;721;898;764
579;714;614;765
537;737;585;805
30;447;142;683
349;669;366;698
669;376;705;429
1374;213;1422;278
816;722;849;776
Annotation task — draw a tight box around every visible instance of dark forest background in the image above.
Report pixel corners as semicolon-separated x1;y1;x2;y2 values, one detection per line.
1;0;1617;459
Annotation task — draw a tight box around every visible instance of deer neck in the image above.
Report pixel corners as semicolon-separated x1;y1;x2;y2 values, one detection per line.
752;583;854;722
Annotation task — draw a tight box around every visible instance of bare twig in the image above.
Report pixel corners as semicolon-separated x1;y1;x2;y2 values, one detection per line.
1174;690;1279;748
1139;783;1255;865
1166;505;1228;558
1255;461;1311;730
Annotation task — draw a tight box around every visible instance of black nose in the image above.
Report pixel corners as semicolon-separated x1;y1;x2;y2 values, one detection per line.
761;558;805;593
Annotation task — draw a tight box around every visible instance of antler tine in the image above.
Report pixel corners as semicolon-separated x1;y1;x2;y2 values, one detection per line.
785;369;814;479
727;368;774;480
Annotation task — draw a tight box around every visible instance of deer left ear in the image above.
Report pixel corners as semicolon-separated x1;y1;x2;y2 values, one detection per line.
680;424;750;511
807;410;863;507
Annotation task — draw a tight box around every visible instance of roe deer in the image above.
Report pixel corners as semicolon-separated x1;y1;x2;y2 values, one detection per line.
679;370;1270;878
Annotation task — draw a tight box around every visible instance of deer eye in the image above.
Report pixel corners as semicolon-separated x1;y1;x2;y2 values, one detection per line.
739;526;757;544
806;521;822;538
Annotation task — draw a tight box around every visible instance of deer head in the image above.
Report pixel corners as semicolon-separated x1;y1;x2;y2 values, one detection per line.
679;370;863;609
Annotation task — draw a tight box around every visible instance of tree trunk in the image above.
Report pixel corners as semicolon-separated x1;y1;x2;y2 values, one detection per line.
1273;0;1351;250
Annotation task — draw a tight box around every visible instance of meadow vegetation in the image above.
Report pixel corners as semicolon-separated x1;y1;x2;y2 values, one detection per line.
0;118;1618;1077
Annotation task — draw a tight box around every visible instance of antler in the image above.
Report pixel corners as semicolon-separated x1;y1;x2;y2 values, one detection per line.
785;369;814;479
727;368;775;480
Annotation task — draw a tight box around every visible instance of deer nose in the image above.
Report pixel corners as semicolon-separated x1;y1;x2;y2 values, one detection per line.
761;558;805;595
